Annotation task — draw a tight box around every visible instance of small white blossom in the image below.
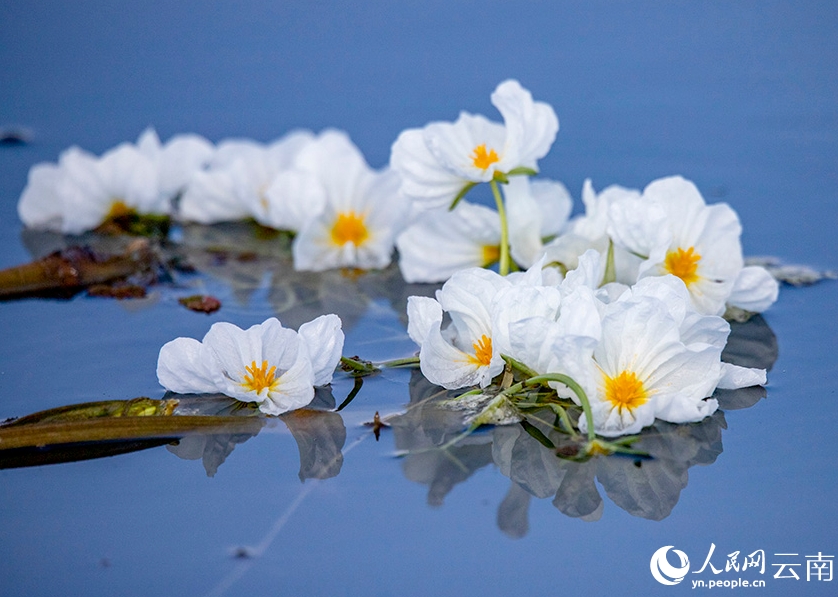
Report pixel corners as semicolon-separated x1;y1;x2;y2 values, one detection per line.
292;131;408;271
18;143;161;234
608;176;778;315
135;127;214;202
396;201;501;283
157;316;344;415
408;268;510;389
178;131;317;226
390;80;558;209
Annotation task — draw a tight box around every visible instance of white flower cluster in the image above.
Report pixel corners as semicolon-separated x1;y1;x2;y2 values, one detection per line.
18;129;213;234
17;81;779;320
157;315;343;415
18;128;409;272
407;252;767;437
389;81;778;317
20;80;781;434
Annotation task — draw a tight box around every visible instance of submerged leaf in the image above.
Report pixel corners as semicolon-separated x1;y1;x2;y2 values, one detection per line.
0;397;265;469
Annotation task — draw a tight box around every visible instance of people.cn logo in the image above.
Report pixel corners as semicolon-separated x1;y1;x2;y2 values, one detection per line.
650;546;691;585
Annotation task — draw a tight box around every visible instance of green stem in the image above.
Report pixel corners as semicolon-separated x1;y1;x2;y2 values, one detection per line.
336;376;364;411
339;356;379;377
376;356;420;368
449;182;478;211
547;402;579;437
490;179;511;276
524;374;595;442
505;166;538;177
501;354;538;379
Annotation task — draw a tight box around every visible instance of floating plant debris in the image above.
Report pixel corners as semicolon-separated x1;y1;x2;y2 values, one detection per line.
0;239;155;299
178;294;221;313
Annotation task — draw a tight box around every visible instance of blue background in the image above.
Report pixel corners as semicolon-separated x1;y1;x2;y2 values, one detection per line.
1;2;836;596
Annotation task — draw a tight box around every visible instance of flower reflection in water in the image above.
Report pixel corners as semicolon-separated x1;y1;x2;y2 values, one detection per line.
390;312;777;533
166;387;347;482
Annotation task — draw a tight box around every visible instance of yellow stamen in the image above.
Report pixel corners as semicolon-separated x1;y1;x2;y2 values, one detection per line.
471;144;500;170
603;370;648;414
330;212;369;246
106;200;136;220
481;244;500;267
241;360;280;394
466;334;493;366
664;246;701;286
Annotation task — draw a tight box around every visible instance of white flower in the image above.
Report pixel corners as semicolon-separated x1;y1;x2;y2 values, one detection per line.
541;179;643;284
135;127;214;202
156;315;344;415
396;201;501;283
505;176;573;269
582;294;722;437
608;175;778;315
396;177;571;283
407;268;511;389
18;143;161;234
292;131;408;271
577;275;767;437
178;131;317;226
390;80;558;209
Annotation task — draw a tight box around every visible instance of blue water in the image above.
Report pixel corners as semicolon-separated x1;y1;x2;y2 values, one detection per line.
1;2;837;596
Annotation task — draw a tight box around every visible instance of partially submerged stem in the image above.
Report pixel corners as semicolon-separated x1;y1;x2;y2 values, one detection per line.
336;376;364;411
375;356;420;369
489;179;511;276
524;373;596;442
505;166;538;178
547;402;579;437
340;355;420;377
339;356;379;377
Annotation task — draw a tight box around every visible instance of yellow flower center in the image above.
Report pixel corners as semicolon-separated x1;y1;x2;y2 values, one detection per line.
481;244;500;267
330;212;369;246
471;144;500;170
603;370;649;413
241;360;280;394
106;200;136;220
466;334;493;366
665;246;701;286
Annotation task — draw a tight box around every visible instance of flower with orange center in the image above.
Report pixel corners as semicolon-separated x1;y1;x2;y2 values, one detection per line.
409;267;509;389
157;315;344;416
241;359;280;395
18;143;163;234
291;130;407;272
106;199;136;220
664;246;701;286
603;370;649;414
330;211;369;246
390;79;559;209
471;144;500;171
467;335;493;366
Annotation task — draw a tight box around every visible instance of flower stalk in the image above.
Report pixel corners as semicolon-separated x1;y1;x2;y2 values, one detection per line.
490;179;512;276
